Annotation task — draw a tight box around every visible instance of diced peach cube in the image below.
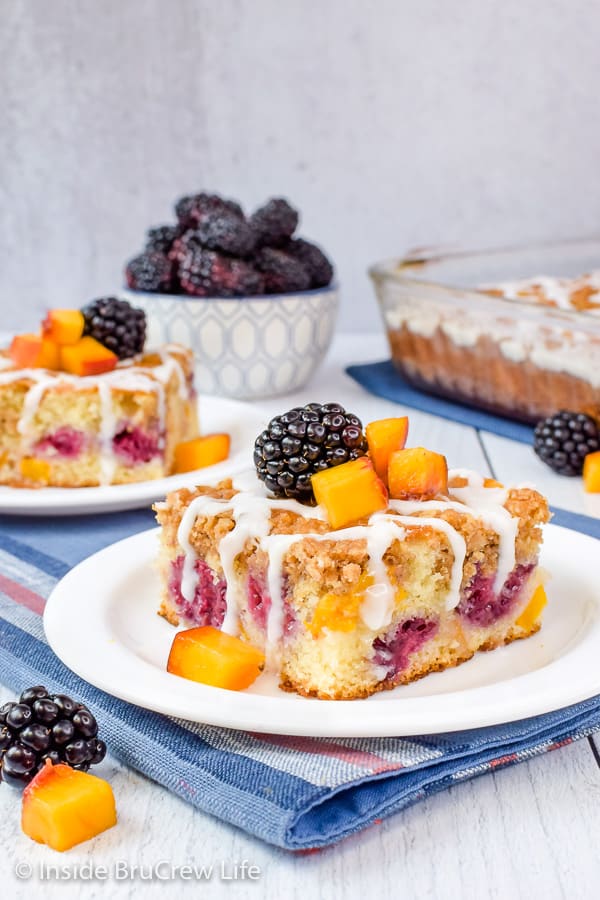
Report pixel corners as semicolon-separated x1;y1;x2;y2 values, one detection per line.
308;572;374;636
42;309;85;345
167;626;265;690
583;451;600;493
20;458;51;483
483;478;504;488
9;333;42;368
174;434;231;473
60;337;117;376
21;761;117;852
37;339;61;370
311;456;388;529
387;447;448;500
515;584;548;631
138;352;163;367
9;334;61;370
366;417;409;485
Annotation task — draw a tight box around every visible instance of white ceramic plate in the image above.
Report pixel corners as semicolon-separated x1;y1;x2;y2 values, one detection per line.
0;397;267;516
44;523;600;736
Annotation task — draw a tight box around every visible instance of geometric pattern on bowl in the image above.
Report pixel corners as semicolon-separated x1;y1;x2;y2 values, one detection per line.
122;286;339;399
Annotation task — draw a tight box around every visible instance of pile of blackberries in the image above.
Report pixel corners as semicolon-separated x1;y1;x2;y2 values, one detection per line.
125;193;334;297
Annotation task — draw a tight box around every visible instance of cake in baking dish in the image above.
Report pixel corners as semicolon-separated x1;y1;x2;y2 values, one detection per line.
376;253;600;424
155;406;550;700
0;300;199;487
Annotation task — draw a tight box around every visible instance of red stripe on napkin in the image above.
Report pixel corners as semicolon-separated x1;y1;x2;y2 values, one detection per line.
0;573;45;616
251;732;403;773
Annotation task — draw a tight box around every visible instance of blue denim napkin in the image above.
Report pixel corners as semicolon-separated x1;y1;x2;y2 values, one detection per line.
1;517;599;850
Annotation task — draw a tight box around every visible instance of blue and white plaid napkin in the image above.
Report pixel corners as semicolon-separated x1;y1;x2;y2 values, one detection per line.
1;512;599;851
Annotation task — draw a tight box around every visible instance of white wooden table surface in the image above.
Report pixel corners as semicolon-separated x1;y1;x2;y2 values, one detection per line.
1;332;599;900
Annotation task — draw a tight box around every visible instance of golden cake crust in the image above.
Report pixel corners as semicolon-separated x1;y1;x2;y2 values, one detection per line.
278;622;540;700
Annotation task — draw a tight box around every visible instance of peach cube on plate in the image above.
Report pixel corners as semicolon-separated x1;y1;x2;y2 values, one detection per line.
174;434;231;473
167;626;265;690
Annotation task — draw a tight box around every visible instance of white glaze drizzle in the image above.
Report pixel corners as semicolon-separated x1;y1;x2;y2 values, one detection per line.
97;381;117;485
157;348;189;401
177;497;207;607
261;532;304;670
371;512;467;611
361;518;404;630
260;520;409;669
447;468;518;592
173;468;522;668
175;488;326;649
388;469;518;594
16;373;57;436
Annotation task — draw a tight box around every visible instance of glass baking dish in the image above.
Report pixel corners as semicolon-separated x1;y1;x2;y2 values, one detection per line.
369;239;600;423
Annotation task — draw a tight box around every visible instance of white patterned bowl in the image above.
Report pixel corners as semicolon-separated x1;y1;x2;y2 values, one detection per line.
121;286;339;399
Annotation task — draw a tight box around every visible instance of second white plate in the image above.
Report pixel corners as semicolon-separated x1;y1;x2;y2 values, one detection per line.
0;396;267;515
44;523;600;736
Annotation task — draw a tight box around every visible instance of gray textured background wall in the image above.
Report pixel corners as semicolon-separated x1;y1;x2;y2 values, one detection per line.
2;0;600;332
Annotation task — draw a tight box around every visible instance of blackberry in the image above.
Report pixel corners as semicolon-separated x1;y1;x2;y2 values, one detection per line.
125;251;174;293
168;229;202;266
254;247;311;293
286;238;334;288
253;402;368;501
82;297;146;359
250;198;298;248
178;247;264;297
0;686;106;788
145;225;181;254
533;410;600;475
175;193;243;228
194;208;256;257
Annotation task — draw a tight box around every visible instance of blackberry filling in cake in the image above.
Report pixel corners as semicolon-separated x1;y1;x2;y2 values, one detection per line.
166;557;227;629
458;563;535;628
33;427;87;460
